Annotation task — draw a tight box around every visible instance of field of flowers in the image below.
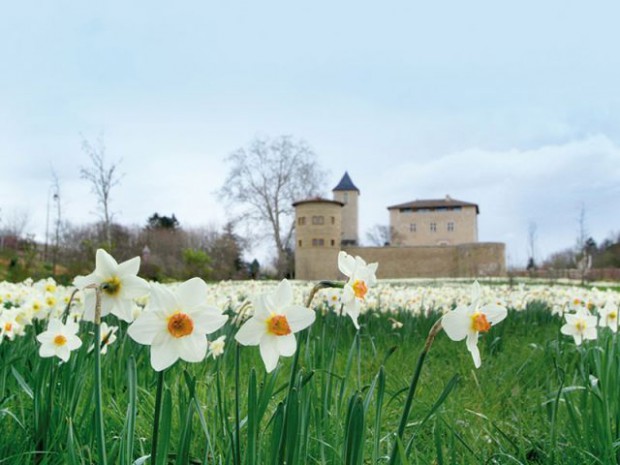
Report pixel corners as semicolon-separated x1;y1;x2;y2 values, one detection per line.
1;249;620;464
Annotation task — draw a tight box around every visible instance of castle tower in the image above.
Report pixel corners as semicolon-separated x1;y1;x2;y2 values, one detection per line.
293;198;344;280
332;172;359;246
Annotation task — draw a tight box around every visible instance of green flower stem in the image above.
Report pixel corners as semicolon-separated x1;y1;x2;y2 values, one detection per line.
93;286;108;465
305;281;344;309
234;343;241;465
388;318;443;465
151;370;165;465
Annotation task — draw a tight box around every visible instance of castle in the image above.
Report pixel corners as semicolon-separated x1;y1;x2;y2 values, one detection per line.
293;172;506;280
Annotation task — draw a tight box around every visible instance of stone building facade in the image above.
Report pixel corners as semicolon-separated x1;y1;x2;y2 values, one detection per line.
293;173;506;280
388;197;479;246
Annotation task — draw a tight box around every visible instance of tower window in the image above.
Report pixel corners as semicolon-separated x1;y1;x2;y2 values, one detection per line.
298;217;306;226
330;239;335;246
298;240;302;247
447;222;454;232
312;238;324;247
312;216;325;225
343;192;349;204
331;216;335;224
430;223;437;232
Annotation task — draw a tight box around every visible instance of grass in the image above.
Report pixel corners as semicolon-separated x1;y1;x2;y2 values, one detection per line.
1;300;619;464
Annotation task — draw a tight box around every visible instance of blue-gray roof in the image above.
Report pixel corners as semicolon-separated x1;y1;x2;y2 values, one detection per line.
332;172;359;192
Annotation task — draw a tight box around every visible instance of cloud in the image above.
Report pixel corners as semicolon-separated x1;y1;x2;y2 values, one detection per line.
372;135;620;265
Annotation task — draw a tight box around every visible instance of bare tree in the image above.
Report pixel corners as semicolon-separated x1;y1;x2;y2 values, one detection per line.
526;221;537;270
80;135;123;250
50;169;63;274
365;224;401;246
219;135;326;277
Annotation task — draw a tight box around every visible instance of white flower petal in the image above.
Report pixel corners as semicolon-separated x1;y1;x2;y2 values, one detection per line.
235;318;265;346
151;338;180;371
466;332;481;368
119;275;150;299
441;306;470;341
338;251;356;278
177;335;208;363
259;335;280;373
482;304;508;325
285;305;315;333
276;333;297;357
96;249;118;277
176;278;209;309
73;273;98;290
193;310;228;335
273;279;293;308
128;311;165;345
117;256;141;277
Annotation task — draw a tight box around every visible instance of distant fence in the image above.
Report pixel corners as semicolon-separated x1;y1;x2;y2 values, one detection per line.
511;268;620;282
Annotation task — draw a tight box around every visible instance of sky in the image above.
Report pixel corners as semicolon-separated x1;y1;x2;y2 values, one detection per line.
1;0;619;267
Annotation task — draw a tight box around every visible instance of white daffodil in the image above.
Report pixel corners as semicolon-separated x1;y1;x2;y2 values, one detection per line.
36;318;83;362
207;335;226;359
0;309;23;342
127;278;227;372
598;301;618;333
235;279;315;373
561;308;598;345
337;251;378;329
88;322;119;354
441;281;507;368
73;249;150;322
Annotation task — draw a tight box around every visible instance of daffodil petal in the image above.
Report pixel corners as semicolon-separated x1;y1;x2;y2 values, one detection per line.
117;256;141;277
96;249;118;277
260;335;280;373
235;318;265;346
466;332;481;368
151;338;180;371
276;333;297;357
176;277;209;309
286;305;315;332
274;279;293;307
128;311;164;345
441;306;470;341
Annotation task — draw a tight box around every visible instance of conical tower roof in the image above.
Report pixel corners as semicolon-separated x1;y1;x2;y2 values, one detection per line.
332;172;359;192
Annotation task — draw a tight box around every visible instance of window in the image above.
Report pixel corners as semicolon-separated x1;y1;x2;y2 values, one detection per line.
343;192;349;204
330;239;335;246
399;207;413;213
409;223;416;232
312;238;324;247
447;222;454;232
298;217;306;226
430;222;437;232
418;208;431;213
298;240;302;247
312;216;324;225
331;216;335;224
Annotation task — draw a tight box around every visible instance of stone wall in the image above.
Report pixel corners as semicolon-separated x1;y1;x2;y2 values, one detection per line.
295;242;506;280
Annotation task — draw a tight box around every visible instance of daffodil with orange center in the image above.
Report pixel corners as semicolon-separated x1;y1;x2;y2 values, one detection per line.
235;279;315;373
441;281;507;368
337;251;378;329
36;318;83;362
128;278;227;371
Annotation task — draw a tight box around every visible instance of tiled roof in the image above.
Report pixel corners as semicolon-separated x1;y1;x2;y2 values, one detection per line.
292;197;345;207
332;172;359;192
387;196;479;214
